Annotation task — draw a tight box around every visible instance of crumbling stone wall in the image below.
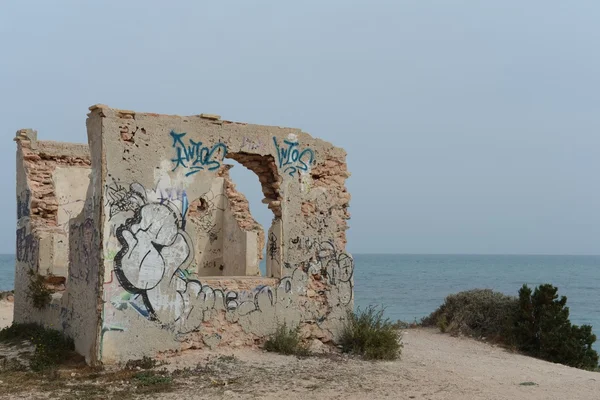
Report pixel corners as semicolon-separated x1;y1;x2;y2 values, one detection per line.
218;164;265;274
13;129;99;362
93;105;352;363
14;129;91;288
14;105;352;365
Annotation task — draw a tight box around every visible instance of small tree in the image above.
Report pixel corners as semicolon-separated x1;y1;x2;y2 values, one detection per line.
512;284;598;370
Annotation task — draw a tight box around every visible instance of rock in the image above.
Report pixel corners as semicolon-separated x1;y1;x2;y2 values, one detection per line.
308;339;327;354
0;291;14;302
180;341;194;351
200;113;221;120
203;333;222;350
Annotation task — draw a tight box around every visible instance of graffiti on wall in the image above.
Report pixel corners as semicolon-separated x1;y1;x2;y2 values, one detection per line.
105;180;144;219
111;182;195;324
17;190;31;220
268;231;279;262
107;216;352;337
106;178;190;229
170;130;227;176
16;226;36;264
157;187;188;226
273;136;315;177
104;178;353;336
105;181;222;332
69;217;97;284
241;137;265;152
101;129;348;341
290;236;316;251
187;189;226;234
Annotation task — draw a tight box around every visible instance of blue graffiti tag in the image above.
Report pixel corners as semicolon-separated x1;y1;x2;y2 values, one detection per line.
170;130;228;176
17;190;31;220
158;187;189;229
273;137;315;177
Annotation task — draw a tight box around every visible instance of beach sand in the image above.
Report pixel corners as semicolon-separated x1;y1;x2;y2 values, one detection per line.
0;300;598;399
0;300;12;330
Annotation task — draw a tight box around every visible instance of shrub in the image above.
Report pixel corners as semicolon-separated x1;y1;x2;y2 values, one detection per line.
30;328;75;371
339;305;402;360
0;323;44;343
133;370;173;387
0;323;75;371
437;315;448;333
512;284;599;370
27;270;54;309
125;356;159;370
264;323;309;356
423;284;600;371
421;289;517;340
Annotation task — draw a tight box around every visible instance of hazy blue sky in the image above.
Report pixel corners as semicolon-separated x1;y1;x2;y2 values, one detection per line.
1;1;599;255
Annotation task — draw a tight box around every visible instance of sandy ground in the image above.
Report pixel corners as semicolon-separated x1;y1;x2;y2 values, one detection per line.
1;300;598;399
0;301;12;330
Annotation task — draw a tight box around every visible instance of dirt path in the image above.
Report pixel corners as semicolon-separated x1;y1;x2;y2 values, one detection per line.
156;329;599;400
1;300;598;399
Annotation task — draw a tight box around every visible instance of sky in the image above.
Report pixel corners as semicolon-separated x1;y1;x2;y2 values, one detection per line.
1;1;599;255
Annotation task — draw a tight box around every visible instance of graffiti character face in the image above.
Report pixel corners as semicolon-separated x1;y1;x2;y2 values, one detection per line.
117;204;190;291
113;184;193;320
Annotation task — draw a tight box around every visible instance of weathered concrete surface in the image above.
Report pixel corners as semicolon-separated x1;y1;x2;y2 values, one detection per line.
95;105;352;363
14;105;352;364
13;129;98;362
52;166;90;277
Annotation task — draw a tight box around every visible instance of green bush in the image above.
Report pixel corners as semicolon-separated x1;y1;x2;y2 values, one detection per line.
125;356;159;370
0;323;75;371
133;370;173;387
339;306;402;360
437;315;448;333
30;328;75;371
264;323;309;356
423;284;600;371
0;323;44;343
512;284;598;370
27;270;54;309
421;289;517;340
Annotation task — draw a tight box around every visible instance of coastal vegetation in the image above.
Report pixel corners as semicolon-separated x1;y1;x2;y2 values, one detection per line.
423;284;599;370
26;270;53;309
339;305;402;360
264;306;403;360
0;323;76;371
264;323;309;356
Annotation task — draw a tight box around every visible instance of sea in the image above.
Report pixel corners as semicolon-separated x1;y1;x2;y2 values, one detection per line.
1;253;599;344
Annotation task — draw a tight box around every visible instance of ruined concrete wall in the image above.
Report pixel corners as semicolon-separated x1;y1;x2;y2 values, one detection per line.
15;131;91;278
184;177;228;276
93;105;352;363
13;129;101;363
182;169;262;278
14;130;40;326
219;165;263;277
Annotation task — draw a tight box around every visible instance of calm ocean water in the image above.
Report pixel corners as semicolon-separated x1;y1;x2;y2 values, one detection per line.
353;254;600;336
1;253;598;341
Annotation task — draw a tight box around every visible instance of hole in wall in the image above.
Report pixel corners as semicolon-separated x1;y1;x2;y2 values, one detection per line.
225;158;273;275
